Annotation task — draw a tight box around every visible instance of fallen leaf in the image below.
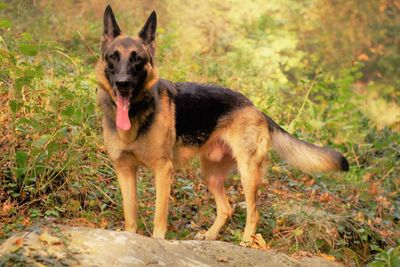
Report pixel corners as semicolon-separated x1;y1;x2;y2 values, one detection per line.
373;217;382;225
2;200;13;215
13;238;24;251
272;166;282;172
319;192;332;202
305;178;315;186
22;217;31;227
325;227;338;239
369;182;380;195
250;233;270;250
376;229;393;238
190;221;199;228
39;231;62;245
318;253;336;262
376;196;391;208
292;250;312;259
68;217;96;227
0;236;24;254
355;212;366;223
357;53;369;61
362;172;374;182
99;218;108;229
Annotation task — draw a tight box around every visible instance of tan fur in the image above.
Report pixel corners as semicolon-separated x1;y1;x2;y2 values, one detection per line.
96;61;116;103
173;146;198;167
271;129;343;173
98;59;272;241
144;63;159;90
99;81;175;238
97;6;288;244
198;156;235;240
97;22;346;244
167;107;271;243
114;156;138;232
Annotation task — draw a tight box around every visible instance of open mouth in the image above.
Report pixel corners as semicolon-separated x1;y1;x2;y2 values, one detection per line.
114;89;132;131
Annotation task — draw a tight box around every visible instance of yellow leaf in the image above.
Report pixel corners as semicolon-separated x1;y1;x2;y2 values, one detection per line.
318;253;336;262
250;233;270;250
39;231;61;245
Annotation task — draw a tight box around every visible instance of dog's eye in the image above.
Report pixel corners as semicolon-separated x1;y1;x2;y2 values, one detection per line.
109;51;119;61
130;52;142;63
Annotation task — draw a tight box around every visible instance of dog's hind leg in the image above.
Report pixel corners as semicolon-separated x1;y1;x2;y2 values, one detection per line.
197;156;234;240
114;156;138;233
223;110;269;245
236;156;265;245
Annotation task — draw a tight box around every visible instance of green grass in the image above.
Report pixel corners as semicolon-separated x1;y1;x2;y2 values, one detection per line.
0;1;399;266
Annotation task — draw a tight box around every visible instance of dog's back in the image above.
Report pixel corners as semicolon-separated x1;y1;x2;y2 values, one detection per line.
96;5;349;244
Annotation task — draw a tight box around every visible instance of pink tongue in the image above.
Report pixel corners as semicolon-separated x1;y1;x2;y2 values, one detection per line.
116;92;131;131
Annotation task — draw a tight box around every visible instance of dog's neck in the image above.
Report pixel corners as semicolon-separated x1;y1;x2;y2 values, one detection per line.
128;87;156;118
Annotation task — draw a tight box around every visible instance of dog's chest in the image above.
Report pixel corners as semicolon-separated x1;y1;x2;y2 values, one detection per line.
109;114;175;167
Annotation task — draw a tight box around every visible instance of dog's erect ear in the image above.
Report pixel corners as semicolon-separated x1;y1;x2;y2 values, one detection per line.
102;5;121;53
138;11;157;45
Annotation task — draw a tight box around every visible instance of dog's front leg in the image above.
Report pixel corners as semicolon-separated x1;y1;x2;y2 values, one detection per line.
114;160;138;233
152;159;173;239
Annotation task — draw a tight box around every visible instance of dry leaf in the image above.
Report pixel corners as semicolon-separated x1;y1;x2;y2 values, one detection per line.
319;192;332;202
376;196;391;208
190;221;199;228
272;166;282;172
68;217;96;227
325;227;338;239
318;253;336;262
99;218;108;229
22;217;31;227
250;233;269;250
362;172;374;182
39;231;62;245
12;238;24;252
355;212;366;223
369;182;380;195
357;53;369;61
373;217;382;225
0;236;24;254
376;229;393;238
2;200;13;215
292;250;312;259
305;178;315;186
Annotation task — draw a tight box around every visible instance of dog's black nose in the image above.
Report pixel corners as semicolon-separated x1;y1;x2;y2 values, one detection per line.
115;81;132;90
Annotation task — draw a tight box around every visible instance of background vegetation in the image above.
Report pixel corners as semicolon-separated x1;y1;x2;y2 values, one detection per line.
0;0;399;266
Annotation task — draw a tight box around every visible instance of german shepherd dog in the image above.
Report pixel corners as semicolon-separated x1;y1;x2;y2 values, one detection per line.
96;5;349;244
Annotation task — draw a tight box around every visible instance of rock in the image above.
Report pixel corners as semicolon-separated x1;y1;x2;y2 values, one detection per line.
0;225;343;267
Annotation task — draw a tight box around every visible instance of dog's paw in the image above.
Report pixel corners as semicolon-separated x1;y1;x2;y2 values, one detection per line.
194;231;207;240
239;240;252;247
194;230;218;240
124;226;137;233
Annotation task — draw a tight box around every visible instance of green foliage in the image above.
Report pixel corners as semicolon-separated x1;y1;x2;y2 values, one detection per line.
0;15;116;231
368;246;400;267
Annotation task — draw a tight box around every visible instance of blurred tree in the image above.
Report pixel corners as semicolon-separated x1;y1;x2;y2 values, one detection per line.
298;0;400;86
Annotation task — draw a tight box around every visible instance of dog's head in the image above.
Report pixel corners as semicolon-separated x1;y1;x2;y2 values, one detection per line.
99;5;158;131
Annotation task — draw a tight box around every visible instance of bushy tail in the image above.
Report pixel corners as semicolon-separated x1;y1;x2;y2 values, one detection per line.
265;114;349;173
